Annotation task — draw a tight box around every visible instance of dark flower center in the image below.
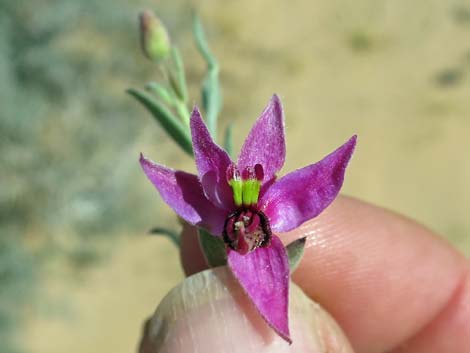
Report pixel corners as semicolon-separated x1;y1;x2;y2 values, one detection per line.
223;209;272;254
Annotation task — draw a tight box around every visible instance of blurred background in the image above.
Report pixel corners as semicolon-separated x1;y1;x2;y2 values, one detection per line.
1;0;469;352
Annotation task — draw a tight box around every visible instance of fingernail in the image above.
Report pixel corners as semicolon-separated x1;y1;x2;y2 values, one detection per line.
138;267;354;353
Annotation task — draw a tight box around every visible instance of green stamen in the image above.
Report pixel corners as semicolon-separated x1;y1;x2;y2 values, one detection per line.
229;179;243;206
252;181;261;205
227;165;263;207
241;179;261;206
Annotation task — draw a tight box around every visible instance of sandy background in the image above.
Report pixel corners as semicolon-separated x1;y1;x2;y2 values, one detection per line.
9;0;470;352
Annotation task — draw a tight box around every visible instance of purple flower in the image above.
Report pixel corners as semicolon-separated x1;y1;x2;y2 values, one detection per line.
140;95;356;343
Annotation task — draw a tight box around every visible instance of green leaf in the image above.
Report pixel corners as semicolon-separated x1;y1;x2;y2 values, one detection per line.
146;82;190;124
149;227;180;247
145;82;173;105
192;12;222;138
127;88;193;155
169;47;188;103
173;99;191;127
223;123;233;158
198;229;227;268
286;237;307;273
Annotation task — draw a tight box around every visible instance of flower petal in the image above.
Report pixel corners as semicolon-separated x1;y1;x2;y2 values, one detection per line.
260;135;357;233
227;235;291;343
190;107;234;210
140;154;227;235
237;95;286;183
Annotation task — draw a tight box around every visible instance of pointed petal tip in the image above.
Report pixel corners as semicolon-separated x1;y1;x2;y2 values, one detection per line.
139;153;152;168
139;153;158;170
270;93;284;118
270;95;285;122
261;135;357;233
282;333;293;345
270;322;292;344
342;134;358;161
349;134;358;146
190;105;202;122
189;106;208;139
138;157;227;234
271;93;281;105
237;95;286;180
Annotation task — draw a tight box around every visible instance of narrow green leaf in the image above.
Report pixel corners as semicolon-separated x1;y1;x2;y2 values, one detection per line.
192;13;216;66
149;227;180;247
192;12;222;137
286;237;307;273
127;88;193;155
174;99;190;127
146;82;190;125
223;123;233;158
198;229;227;268
145;82;173;105
169;47;188;103
201;71;221;137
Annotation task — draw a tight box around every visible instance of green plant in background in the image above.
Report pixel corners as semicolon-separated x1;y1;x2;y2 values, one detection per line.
128;10;226;157
0;2;190;352
128;10;232;247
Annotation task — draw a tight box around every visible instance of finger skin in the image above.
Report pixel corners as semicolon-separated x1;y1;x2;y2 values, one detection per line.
389;264;470;353
284;196;468;353
139;268;355;353
180;196;469;353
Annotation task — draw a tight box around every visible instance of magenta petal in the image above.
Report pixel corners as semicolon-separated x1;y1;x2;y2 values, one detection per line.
227;235;291;343
140;154;227;235
237;95;286;183
190;107;234;210
261;135;357;233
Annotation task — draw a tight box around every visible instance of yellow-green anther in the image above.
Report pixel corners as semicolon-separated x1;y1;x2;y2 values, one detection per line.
242;180;252;206
241;180;261;206
252;181;261;205
229;180;243;206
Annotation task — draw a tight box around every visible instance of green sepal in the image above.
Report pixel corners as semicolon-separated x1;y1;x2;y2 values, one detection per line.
198;229;227;268
192;12;221;137
286;237;307;273
149;227;180;247
127;88;193;156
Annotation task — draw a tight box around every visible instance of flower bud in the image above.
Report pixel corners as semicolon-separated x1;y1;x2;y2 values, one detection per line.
139;10;171;62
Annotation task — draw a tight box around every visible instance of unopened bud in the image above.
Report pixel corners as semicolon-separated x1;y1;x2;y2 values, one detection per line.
139;10;171;62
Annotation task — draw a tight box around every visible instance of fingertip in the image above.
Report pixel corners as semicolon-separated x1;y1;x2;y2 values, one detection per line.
179;196;467;353
138;268;354;353
282;196;467;353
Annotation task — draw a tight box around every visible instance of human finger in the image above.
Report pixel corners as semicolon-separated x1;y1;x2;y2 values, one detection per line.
138;267;354;353
180;196;468;353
